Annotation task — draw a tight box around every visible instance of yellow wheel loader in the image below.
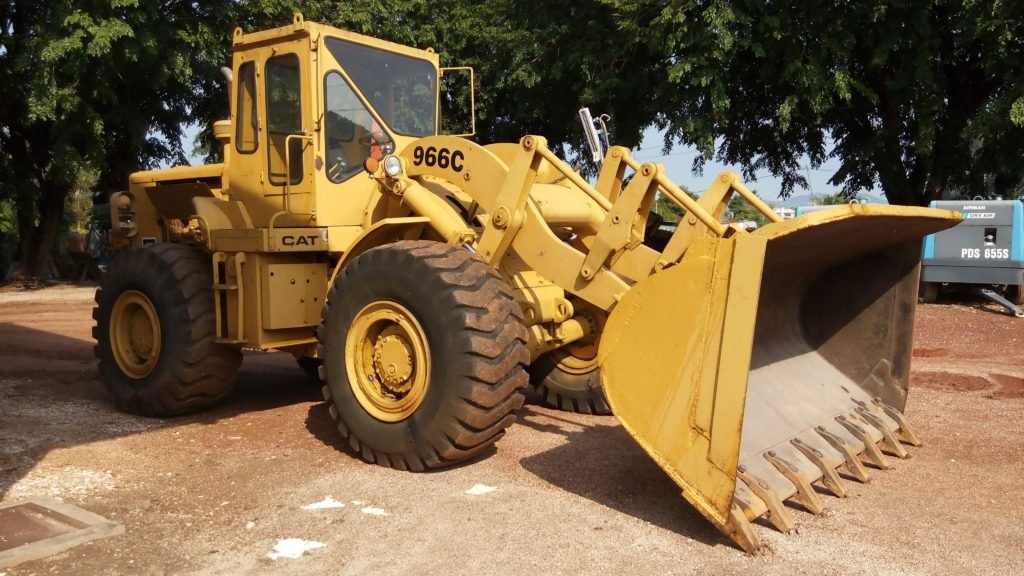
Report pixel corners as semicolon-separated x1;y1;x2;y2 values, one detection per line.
94;14;961;551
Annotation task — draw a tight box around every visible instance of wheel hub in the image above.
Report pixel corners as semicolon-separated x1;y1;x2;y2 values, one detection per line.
560;305;603;374
109;290;161;379
373;333;414;392
346;301;430;422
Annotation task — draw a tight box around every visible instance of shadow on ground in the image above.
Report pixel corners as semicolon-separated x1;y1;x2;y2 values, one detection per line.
2;303;726;549
303;383;728;548
0;322;322;500
928;286;1023;317
515;407;728;549
304;401;500;472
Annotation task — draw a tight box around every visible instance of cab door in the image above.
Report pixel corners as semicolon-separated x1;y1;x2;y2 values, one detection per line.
228;35;315;228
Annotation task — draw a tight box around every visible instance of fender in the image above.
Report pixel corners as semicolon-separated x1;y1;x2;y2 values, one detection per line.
327;217;431;287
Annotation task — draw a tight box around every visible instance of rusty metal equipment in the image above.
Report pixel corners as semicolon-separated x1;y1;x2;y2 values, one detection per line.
94;14;962;551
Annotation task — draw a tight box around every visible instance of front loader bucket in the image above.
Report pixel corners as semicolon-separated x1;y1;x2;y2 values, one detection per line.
598;205;961;551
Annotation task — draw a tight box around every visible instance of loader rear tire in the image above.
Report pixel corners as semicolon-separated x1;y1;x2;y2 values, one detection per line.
318;241;529;471
93;244;242;417
529;349;610;415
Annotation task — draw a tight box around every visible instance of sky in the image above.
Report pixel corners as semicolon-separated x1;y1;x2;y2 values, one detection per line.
634;127;886;206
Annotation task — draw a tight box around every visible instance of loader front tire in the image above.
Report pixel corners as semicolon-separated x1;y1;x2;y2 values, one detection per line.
93;244;242;417
529;348;610;415
318;241;529;471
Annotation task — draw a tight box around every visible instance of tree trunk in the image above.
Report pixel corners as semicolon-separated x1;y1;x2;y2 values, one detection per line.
15;181;67;280
13;195;34;263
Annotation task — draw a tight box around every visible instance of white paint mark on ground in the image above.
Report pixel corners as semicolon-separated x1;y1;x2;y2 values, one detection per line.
302;497;345;510
351;500;365;505
267;538;326;560
246;521;255;530
465;483;496;496
361;506;388;516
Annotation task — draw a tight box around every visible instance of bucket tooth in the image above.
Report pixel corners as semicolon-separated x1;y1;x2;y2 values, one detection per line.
725;503;761;553
737;465;795;533
872;397;923;446
763;450;824;515
814;425;871;483
836;415;890;469
791;438;847;498
855;405;909;459
733;479;764;518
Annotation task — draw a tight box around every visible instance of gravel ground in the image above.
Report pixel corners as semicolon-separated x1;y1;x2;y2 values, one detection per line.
1;286;1022;575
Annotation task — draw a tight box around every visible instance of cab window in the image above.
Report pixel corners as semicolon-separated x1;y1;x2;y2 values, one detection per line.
235;61;258;153
325;38;436;137
266;54;303;185
324;71;394;183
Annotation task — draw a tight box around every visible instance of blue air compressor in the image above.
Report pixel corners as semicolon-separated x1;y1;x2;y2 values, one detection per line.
920;199;1023;317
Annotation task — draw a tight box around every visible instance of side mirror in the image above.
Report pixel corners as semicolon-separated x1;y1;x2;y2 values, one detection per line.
439;66;475;137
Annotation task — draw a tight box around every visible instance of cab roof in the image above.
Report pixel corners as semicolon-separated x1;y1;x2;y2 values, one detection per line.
231;13;440;66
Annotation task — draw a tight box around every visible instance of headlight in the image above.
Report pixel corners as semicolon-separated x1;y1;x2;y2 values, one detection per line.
383;155;403;177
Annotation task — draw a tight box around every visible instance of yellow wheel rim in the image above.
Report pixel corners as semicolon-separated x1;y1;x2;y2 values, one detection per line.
346;301;430;422
559;301;604;375
110;290;161;379
554;345;599;375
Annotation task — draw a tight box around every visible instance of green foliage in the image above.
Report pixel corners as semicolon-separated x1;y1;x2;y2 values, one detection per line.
63;189;95;235
601;0;1024;206
0;0;235;276
652;193;684;222
727;190;770;226
281;0;1023;206
0;198;16;275
813;194;853;206
651;187;696;222
439;69;475;136
5;0;1023;278
0;200;14;236
1012;97;1024;127
190;0;669;163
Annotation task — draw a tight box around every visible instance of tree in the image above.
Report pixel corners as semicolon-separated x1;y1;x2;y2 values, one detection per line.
652;186;697;222
603;1;1024;206
0;0;234;278
813;194;855;206
296;1;1024;206
727;189;770;226
11;2;1019;281
201;1;666;161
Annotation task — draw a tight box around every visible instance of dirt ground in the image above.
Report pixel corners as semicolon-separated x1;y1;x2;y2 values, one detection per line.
1;286;1022;575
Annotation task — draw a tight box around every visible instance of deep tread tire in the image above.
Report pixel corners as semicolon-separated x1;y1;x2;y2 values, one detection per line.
318;240;529;471
93;244;242;416
529;351;610;415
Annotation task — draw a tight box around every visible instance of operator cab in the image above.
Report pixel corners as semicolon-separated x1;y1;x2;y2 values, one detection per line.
225;15;443;227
